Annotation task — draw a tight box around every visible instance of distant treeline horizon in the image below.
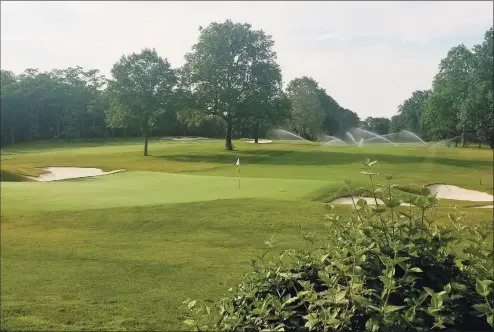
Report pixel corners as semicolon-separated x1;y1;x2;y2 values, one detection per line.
1;21;492;152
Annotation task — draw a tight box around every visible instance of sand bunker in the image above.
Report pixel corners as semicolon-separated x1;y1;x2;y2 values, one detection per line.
330;197;384;205
426;184;493;202
330;197;412;207
248;139;273;144
27;167;125;182
473;205;493;209
330;184;493;207
171;137;208;141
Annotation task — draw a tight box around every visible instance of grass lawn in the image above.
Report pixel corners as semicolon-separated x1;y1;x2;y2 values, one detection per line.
1;138;493;330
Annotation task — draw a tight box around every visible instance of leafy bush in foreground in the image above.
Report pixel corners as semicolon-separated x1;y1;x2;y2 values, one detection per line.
182;160;494;331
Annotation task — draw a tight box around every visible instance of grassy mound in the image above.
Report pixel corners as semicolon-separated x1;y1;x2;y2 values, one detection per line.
0;169;32;182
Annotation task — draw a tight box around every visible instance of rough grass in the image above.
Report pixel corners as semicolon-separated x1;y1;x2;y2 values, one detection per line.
1;138;493;331
0;169;32;182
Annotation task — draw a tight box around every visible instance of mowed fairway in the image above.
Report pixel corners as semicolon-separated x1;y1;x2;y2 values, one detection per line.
1;139;493;330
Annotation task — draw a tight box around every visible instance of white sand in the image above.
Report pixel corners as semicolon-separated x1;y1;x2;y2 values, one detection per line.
171;137;208;141
426;184;493;202
329;184;493;208
330;197;412;207
248;139;273;144
27;167;125;182
330;197;384;205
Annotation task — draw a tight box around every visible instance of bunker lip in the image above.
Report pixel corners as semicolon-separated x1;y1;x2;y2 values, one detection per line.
27;167;125;182
248;139;273;144
329;184;493;207
426;184;493;202
328;197;410;206
171;137;208;141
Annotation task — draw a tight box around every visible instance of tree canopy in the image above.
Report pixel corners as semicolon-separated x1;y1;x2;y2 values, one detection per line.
1;22;491;149
393;27;493;148
180;20;285;150
107;48;177;156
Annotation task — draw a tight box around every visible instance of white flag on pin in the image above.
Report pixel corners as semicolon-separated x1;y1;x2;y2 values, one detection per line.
236;158;240;166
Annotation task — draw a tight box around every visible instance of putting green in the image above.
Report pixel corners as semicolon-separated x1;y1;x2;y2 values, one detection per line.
1;171;330;212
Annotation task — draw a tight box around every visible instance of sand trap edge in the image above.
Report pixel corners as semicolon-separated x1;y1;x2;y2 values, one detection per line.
26;167;126;182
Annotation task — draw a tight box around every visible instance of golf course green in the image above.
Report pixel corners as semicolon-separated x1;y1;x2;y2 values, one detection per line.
1;138;493;330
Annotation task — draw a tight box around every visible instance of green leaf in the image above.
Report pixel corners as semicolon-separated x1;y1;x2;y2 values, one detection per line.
476;279;492;297
408;267;423;273
320;253;330;263
379;275;392;287
431;294;443;309
360;171;378;176
451;282;467;291
404;306;415;321
353;295;372;306
184;319;195;326
424;287;435;297
444;283;452;294
383;305;404;313
188;300;197;309
334;290;346;302
420;187;431;196
357;198;368;207
487;313;493;327
283;296;299;306
473;303;492;314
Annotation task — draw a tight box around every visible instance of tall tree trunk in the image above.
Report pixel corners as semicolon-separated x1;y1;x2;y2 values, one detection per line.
479;141;482;148
254;124;259;144
143;115;150;156
225;116;233;151
144;133;149;156
461;131;466;147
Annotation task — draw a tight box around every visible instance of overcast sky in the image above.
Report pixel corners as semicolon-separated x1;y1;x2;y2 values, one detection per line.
1;1;492;119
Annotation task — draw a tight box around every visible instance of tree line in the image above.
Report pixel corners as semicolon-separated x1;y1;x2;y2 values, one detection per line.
0;20;359;154
388;27;493;148
1;21;491;153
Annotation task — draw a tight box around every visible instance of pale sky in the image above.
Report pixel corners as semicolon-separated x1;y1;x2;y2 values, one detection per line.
1;1;492;119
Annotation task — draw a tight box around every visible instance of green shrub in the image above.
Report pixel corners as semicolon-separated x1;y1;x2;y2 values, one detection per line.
182;160;494;331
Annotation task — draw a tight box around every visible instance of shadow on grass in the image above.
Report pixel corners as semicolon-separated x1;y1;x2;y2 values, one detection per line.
155;149;493;169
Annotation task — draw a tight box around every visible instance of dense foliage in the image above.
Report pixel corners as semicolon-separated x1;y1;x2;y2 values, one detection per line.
392;28;493;147
182;161;494;331
1;23;492;149
106;48;177;156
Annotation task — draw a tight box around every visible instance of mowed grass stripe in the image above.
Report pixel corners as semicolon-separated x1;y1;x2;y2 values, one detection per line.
1;171;331;212
2;199;491;331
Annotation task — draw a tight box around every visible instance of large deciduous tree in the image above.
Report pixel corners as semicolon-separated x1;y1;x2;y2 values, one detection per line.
181;20;281;150
286;77;325;141
360;117;391;135
395;90;431;134
421;45;474;144
462;27;494;148
107;48;177;156
239;36;289;143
